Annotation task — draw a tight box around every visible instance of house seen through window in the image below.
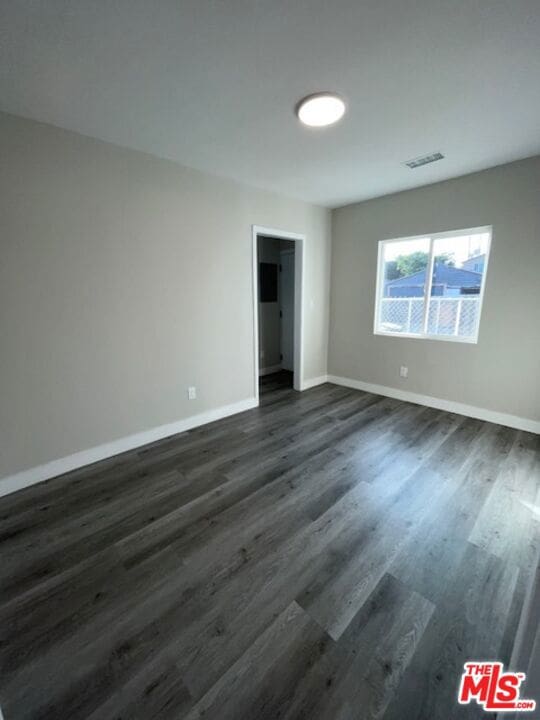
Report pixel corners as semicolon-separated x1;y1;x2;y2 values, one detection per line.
374;227;491;342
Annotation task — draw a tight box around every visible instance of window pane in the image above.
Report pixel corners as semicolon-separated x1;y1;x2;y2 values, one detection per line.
378;237;430;334
426;232;489;339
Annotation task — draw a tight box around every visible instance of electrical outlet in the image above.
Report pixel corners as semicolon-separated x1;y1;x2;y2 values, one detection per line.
399;366;408;378
188;386;197;400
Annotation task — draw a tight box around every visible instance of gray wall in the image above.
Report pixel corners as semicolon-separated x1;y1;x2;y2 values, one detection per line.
0;112;331;479
329;156;540;422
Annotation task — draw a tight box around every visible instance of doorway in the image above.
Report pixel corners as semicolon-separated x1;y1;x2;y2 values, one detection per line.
279;248;295;372
252;225;305;402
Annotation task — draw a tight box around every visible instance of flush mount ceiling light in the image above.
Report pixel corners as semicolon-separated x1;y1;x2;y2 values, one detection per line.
296;92;346;127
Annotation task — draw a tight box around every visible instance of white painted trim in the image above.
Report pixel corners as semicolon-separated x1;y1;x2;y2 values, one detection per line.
259;364;282;377
252;227;260;401
373;328;479;344
252;225;305;399
0;397;257;498
327;375;540;434
301;375;328;390
422;234;437;333
294;238;305;393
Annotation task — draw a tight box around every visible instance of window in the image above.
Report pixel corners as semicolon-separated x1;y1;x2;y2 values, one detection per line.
374;226;491;343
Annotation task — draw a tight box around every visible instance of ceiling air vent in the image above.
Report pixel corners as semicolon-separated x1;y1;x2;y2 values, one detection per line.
404;152;444;169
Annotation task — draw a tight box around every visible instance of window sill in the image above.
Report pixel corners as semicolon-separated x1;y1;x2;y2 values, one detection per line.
373;329;478;344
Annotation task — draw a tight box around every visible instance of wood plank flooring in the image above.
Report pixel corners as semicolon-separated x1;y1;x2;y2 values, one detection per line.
0;371;539;719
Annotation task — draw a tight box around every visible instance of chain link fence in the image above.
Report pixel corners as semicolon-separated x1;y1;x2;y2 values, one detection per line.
379;297;479;338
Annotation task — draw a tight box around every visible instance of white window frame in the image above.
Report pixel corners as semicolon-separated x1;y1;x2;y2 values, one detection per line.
373;225;492;344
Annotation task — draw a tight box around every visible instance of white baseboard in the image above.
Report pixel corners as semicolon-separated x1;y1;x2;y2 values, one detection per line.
0;397;258;498
301;375;329;390
327;375;540;434
258;364;283;377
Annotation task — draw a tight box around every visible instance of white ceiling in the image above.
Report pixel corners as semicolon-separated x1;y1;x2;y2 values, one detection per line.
1;1;539;207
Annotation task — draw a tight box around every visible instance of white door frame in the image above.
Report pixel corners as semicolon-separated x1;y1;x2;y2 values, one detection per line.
252;225;305;401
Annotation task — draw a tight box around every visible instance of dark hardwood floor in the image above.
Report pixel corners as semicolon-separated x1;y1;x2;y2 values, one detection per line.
0;373;538;719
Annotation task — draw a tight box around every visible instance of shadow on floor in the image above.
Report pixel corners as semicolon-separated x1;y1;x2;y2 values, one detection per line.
259;370;294;396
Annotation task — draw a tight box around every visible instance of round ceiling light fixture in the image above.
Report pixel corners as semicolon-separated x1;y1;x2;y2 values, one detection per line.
296;92;346;127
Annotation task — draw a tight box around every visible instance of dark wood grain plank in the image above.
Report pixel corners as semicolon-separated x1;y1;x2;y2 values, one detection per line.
0;374;537;720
